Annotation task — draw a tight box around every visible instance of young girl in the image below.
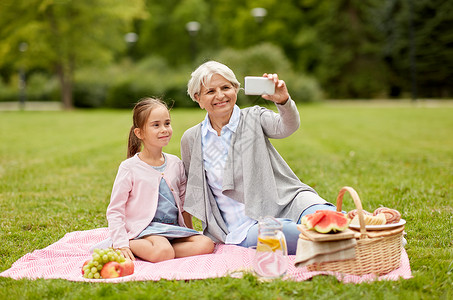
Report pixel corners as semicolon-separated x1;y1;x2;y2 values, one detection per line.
98;97;214;262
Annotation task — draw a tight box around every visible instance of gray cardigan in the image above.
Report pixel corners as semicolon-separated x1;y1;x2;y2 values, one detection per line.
180;99;327;243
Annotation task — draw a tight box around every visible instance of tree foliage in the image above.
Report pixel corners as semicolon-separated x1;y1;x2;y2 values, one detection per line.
308;0;390;98
128;0;453;99
0;0;452;107
378;0;453;98
0;0;146;108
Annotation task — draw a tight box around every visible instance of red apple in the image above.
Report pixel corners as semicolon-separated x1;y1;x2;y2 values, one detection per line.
119;258;134;276
81;259;91;275
100;261;122;278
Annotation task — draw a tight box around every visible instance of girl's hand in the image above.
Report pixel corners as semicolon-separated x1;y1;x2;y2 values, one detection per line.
182;211;194;229
261;73;290;105
118;247;136;261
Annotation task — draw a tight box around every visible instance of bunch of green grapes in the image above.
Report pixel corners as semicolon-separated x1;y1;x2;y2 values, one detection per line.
82;248;126;279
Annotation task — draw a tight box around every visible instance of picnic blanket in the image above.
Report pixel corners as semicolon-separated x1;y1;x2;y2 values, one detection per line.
0;228;412;283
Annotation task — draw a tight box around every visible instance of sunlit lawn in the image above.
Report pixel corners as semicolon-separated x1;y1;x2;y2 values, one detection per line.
0;101;452;299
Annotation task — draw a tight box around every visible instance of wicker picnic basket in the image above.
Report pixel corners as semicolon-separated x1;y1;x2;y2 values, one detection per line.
306;186;404;276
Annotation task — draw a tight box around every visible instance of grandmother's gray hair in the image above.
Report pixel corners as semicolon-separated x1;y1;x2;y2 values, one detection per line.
187;61;241;102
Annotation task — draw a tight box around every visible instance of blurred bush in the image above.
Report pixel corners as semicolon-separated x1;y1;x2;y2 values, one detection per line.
27;73;60;101
0;77;17;102
1;45;322;107
209;43;323;105
73;68;109;108
0;72;60;102
100;44;321;109
104;57;195;109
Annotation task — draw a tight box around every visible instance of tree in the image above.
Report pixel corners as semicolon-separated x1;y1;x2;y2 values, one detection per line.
0;0;146;109
307;0;389;98
378;0;453;98
134;0;211;66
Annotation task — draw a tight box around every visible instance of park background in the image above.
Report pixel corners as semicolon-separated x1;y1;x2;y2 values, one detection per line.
1;1;452;299
0;0;452;109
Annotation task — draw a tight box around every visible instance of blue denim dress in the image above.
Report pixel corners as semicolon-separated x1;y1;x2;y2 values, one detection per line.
133;156;199;241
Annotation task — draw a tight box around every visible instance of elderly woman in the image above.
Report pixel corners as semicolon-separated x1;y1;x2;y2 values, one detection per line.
181;61;336;254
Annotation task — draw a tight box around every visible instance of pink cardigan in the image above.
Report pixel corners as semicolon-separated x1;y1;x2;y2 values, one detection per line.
106;153;187;248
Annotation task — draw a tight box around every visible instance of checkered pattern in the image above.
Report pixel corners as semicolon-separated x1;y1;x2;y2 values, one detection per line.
200;106;256;244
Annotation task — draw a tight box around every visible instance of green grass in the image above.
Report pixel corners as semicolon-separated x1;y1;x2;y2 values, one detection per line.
1;102;452;299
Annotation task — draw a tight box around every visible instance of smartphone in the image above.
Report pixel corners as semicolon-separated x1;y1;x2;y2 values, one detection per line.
244;76;275;95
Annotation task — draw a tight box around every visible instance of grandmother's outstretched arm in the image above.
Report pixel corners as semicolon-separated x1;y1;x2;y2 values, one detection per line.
257;73;300;139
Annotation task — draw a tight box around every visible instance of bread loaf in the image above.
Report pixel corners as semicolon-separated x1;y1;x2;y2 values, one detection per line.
373;207;401;224
347;209;372;220
350;213;387;226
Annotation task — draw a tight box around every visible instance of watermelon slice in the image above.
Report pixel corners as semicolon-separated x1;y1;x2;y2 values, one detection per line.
304;211;326;229
303;210;349;233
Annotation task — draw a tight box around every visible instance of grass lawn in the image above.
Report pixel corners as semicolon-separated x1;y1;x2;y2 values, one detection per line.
0;101;452;299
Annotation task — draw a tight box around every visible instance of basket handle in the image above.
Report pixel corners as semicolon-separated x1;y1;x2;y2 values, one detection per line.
335;186;367;238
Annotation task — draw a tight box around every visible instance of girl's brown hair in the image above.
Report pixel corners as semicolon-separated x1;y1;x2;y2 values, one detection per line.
127;97;169;158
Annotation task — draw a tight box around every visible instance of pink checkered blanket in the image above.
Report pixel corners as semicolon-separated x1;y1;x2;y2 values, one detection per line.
0;228;412;283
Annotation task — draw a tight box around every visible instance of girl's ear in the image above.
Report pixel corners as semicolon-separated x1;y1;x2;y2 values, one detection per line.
133;127;142;140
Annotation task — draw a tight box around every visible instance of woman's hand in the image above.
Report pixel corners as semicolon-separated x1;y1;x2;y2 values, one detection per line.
118;247;136;261
261;73;290;105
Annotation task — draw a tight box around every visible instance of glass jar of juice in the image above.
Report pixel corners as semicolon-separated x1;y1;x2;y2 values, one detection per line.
253;217;288;279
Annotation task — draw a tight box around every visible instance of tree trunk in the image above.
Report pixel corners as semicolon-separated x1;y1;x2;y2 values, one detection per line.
47;5;74;110
56;63;73;110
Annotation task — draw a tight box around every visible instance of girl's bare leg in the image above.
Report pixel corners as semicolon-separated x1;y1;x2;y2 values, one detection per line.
171;235;215;258
129;235;175;263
